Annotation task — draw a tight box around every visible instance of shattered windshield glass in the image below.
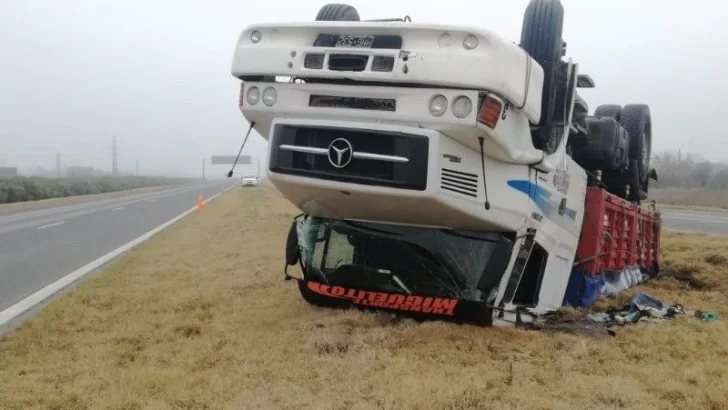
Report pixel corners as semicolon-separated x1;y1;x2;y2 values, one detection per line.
296;217;503;300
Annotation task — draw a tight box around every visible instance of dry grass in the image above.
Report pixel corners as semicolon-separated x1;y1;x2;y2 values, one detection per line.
2;186;728;410
650;188;728;210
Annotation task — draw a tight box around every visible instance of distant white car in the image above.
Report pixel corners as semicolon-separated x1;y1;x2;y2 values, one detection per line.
241;175;259;187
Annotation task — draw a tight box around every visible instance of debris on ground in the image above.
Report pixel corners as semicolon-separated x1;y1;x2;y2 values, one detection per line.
588;291;718;326
531;291;718;339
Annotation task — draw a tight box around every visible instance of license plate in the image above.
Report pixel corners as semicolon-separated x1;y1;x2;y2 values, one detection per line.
335;35;374;48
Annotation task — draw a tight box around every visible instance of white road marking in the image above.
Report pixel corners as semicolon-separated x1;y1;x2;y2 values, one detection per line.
0;187;231;329
37;221;66;230
149;199;156;202
112;207;125;212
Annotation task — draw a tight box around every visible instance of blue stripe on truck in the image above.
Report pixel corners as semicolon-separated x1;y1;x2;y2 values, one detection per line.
507;180;577;222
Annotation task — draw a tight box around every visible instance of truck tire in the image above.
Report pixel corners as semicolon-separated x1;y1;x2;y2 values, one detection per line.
594;104;622;122
620;104;652;185
520;0;565;128
315;4;360;21
573;116;629;172
628;159;648;201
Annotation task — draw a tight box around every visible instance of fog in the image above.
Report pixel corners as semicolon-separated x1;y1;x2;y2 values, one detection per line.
1;0;727;178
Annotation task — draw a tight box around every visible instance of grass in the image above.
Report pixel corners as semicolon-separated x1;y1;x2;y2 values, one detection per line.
650;188;728;210
0;184;178;212
1;186;728;410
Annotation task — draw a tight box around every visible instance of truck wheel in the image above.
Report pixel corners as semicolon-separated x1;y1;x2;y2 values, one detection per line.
520;0;565;128
594;104;622;122
315;4;360;21
620;104;652;185
628;159;648;201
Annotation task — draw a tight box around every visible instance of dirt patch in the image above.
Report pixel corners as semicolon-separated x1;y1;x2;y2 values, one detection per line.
661;262;712;290
1;187;728;410
705;254;728;266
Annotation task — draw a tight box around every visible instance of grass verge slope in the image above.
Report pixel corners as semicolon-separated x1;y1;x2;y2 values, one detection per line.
1;187;728;410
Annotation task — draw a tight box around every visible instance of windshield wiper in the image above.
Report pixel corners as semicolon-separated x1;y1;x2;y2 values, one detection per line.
376;268;412;295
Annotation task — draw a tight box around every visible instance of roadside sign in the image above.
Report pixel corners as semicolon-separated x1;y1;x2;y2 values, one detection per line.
211;155;251;165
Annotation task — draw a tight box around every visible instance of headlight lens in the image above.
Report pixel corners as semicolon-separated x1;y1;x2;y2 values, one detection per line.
262;87;277;106
429;94;448;117
452;96;473;118
463;35;479;50
246;86;260;105
251;30;262;43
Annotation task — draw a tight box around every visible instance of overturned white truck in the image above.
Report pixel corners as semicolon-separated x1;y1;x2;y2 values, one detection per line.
231;1;659;325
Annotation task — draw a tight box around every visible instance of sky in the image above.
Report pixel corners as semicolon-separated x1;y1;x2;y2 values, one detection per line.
1;0;727;178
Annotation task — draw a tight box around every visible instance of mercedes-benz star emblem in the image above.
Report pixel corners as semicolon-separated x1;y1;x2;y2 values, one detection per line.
327;138;353;168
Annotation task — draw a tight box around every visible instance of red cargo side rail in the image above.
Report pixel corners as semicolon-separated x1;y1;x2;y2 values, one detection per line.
574;187;660;276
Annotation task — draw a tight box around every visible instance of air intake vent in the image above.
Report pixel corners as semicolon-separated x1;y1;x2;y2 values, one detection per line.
441;168;478;198
304;53;325;69
328;54;369;71
371;56;395;72
309;95;396;111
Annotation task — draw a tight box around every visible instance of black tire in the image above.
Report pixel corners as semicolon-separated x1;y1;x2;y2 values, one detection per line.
620;104;652;185
315;4;360;21
520;0;565;128
594;104;622;122
628;159;648;202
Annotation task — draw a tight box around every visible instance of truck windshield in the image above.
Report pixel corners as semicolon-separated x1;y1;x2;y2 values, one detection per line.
296;217;504;300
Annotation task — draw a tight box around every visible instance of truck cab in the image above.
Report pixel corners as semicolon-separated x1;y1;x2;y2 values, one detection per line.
231;1;656;325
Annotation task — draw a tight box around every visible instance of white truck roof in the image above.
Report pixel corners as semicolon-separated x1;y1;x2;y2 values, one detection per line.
231;21;545;123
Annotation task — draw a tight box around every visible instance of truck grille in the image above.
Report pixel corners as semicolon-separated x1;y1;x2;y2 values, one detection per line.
371;56;395;72
303;53;396;73
304;54;325;69
269;125;428;190
440;168;478;198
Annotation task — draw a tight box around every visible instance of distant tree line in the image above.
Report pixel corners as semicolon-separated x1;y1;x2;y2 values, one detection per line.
651;150;728;189
0;176;196;204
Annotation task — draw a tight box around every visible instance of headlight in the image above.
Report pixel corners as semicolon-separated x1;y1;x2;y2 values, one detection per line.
246;86;260;105
429;94;448;117
262;87;277;106
251;30;262;43
452;96;473;118
463;35;479;50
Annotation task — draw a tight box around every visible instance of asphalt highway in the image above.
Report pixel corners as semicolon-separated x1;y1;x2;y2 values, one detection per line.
0;181;229;312
659;208;728;236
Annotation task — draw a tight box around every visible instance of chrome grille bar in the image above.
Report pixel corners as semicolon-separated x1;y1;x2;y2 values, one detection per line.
279;144;409;163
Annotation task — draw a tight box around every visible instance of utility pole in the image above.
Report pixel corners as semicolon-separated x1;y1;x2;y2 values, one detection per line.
112;135;118;176
135;159;139;176
56;151;61;178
